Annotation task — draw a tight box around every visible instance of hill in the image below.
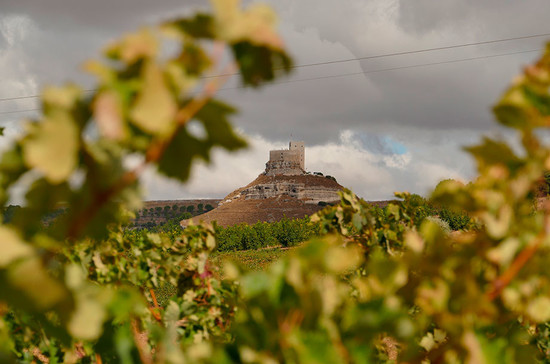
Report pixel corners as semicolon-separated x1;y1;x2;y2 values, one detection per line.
182;173;344;227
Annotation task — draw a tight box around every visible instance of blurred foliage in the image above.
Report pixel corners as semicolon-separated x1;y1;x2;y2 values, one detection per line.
0;0;292;361
3;0;550;362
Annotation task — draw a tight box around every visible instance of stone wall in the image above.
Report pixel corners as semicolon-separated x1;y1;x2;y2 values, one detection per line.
265;141;305;176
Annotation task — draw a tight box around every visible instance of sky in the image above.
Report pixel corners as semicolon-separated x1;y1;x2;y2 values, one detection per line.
1;0;549;202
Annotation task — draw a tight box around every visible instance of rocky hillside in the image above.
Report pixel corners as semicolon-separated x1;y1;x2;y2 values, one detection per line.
182;174;343;227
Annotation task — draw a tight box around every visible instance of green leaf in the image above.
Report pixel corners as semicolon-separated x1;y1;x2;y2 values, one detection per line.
194;99;247;151
164;13;216;39
465;137;522;171
232;42;292;86
157;99;246;181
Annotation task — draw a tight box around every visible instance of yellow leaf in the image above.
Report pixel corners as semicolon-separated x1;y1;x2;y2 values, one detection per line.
324;244;363;273
8;258;67;309
405;230;424;253
94;91;126;140
105;28;158;64
0;227;34;267
211;0;283;49
482;205;512;240
130;62;176;136
68;297;107;340
527;296;550;323
486;237;520;266
84;60;115;84
42;85;82;109
23;112;79;184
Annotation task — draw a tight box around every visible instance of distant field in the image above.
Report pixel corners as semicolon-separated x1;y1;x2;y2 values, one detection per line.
210;246;294;277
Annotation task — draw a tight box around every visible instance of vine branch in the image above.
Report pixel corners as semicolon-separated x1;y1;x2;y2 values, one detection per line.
487;214;550;301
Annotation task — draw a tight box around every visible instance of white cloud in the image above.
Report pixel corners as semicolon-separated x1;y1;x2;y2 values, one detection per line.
137;129;471;202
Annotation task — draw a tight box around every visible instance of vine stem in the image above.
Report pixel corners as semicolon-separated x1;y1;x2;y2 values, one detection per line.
66;50;235;241
487;214;550;301
148;288;163;322
131;318;153;364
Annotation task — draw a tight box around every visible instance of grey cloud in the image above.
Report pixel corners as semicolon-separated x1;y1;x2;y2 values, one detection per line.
219;0;549;143
397;0;549;37
0;0;545;200
1;0;207;32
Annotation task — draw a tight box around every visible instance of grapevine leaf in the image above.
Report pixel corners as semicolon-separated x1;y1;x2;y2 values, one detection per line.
465;137;522;171
6;258;68;311
157;100;245;181
22;112;79;184
164;13;216;39
0;227;34;267
105;28;158;64
193;99;247;151
94;91;127;141
130;61;177;136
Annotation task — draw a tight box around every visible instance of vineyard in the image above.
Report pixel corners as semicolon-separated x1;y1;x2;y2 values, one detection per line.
2;1;550;363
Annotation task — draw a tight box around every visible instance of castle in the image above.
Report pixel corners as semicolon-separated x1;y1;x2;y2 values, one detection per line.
182;140;344;226
265;141;305;176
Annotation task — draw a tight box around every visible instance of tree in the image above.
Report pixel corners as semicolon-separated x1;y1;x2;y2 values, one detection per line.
187;205;195;213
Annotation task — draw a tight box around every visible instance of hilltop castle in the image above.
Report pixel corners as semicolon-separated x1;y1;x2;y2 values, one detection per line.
265;141;305;176
182;140;344;227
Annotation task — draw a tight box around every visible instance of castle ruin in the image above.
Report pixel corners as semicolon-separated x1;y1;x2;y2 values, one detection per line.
265;141;305;176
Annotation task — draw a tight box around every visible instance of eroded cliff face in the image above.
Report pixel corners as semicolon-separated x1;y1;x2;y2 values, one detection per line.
220;174;342;206
238;181;338;203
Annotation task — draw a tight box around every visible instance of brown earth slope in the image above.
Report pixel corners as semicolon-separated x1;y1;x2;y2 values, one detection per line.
182;195;324;227
182;174;344;227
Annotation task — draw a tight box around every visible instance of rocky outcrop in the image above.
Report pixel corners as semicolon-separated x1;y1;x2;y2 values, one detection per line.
234;176;340;204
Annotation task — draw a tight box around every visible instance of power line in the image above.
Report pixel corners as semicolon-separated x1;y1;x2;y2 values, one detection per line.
0;89;95;103
205;31;550;78
1;31;549;104
219;48;540;91
0;48;541;117
0;108;40;116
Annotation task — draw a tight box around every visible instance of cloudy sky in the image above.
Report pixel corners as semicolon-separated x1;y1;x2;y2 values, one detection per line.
1;0;549;201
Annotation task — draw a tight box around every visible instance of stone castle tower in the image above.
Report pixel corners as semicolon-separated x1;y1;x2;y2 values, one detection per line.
265;141;305;176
